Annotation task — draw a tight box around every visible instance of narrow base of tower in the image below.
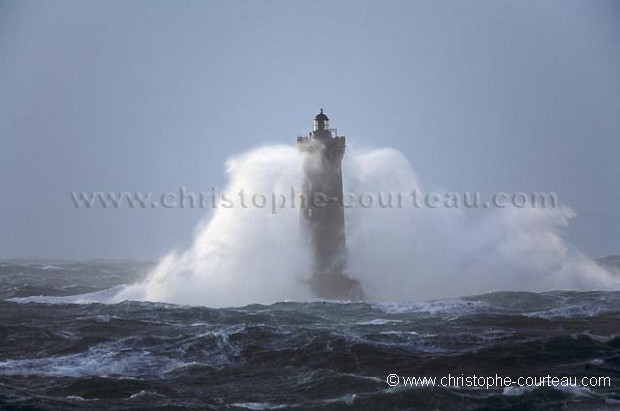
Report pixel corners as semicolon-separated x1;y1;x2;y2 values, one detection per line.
309;271;365;301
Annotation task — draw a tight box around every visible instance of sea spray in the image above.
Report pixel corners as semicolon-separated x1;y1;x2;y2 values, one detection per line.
117;145;617;307
117;145;313;306
345;147;616;301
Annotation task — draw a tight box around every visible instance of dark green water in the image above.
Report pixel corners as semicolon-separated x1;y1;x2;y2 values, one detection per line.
0;261;618;410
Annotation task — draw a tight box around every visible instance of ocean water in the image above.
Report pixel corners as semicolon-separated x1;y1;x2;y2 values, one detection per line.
1;261;619;410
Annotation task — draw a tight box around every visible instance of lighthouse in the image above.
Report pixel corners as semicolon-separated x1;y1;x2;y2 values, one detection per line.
297;109;364;300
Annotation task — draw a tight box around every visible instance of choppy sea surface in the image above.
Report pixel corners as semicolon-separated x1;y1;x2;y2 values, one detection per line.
0;261;619;410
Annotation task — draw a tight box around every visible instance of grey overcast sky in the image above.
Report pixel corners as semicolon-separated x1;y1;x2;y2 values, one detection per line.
1;0;619;260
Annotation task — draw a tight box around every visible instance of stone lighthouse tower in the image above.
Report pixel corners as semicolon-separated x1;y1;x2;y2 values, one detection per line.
297;109;364;300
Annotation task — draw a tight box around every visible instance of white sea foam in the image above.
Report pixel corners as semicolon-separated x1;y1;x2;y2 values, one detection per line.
128;390;167;400
230;402;288;410
503;383;597;398
525;305;613;319
502;385;537;396
373;299;492;316
0;342;179;378
41;265;62;270
66;395;90;401
355;318;402;325
7;285;126;305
